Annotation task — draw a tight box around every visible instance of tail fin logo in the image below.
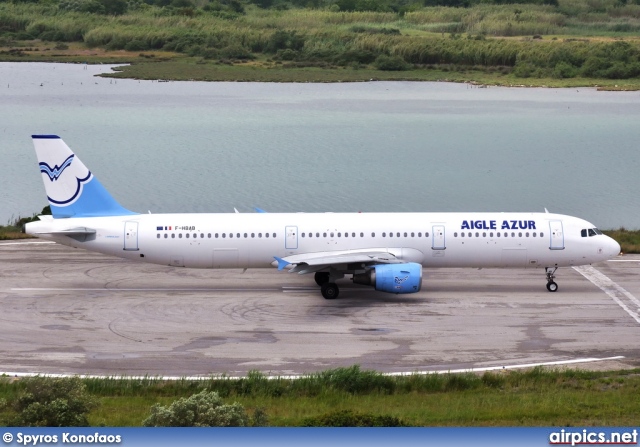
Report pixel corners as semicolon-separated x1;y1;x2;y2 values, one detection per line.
38;153;93;206
39;155;75;181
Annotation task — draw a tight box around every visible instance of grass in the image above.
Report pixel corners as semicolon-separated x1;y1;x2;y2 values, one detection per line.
2;366;640;426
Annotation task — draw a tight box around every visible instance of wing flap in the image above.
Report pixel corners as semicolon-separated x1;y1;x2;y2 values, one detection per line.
273;249;404;273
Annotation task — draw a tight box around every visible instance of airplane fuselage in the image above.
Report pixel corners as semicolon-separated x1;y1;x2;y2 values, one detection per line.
26;211;617;270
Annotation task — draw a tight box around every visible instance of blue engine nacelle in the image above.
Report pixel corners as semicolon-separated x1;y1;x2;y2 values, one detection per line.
352;263;422;294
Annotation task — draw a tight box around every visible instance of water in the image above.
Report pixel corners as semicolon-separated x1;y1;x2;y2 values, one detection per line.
1;62;639;229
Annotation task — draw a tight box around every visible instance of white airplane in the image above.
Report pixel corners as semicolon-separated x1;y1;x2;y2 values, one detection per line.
26;135;621;299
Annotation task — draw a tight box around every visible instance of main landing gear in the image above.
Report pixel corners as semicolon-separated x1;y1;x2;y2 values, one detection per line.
315;272;340;299
545;267;558;292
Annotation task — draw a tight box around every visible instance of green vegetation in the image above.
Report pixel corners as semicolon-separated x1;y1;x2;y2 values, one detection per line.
1;0;640;87
5;377;96;427
0;206;49;241
143;390;267;426
1;366;640;426
603;229;640;254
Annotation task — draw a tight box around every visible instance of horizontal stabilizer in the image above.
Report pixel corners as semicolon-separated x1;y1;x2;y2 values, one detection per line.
33;227;96;236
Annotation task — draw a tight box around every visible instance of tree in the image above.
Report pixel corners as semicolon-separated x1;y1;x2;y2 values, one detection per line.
12;377;97;427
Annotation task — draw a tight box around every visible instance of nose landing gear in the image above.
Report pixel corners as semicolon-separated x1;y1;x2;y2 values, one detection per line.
545;266;558;292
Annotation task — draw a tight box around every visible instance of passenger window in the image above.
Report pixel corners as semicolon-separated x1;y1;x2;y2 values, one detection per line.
222;233;226;238
359;232;363;237
215;233;219;238
397;232;400;237
454;232;458;237
371;232;375;237
526;232;529;237
331;232;334;237
208;233;211;238
532;232;536;237
497;232;500;237
323;233;327;238
418;232;422;237
382;232;386;237
540;232;544;237
308;233;312;238
518;232;522;237
230;233;233;238
171;234;175;239
338;232;342;237
179;234;183;238
482;232;486;237
511;232;515;237
475;232;479;237
489;232;493;237
194;233;197;238
426;232;429;237
258;233;262;238
411;232;415;237
157;234;160;239
273;233;276;238
265;233;269;238
461;232;465;237
389;232;393;238
164;234;168;239
185;234;189;238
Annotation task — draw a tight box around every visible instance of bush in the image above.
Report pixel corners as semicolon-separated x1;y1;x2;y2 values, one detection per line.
124;40;149;51
219;44;255;60
552;61;577;79
300;410;408;427
12;377;97;427
373;54;410;71
143;390;266;427
265;30;305;53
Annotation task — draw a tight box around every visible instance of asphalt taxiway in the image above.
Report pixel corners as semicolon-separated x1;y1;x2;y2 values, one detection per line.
1;241;638;376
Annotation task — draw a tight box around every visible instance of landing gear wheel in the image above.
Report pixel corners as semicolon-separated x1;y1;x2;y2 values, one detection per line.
545;266;558;293
321;282;339;300
315;272;330;286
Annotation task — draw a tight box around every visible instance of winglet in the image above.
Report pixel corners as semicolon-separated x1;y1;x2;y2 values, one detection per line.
274;256;291;271
254;207;267;213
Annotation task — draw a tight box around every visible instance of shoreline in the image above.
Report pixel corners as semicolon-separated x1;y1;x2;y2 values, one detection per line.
1;49;639;90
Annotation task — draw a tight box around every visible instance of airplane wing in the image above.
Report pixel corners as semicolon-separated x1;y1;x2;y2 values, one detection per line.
274;250;403;274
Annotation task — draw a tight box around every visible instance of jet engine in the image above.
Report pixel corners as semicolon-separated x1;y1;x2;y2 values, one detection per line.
352;263;422;294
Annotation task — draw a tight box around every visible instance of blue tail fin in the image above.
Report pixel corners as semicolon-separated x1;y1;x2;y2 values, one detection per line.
32;135;137;218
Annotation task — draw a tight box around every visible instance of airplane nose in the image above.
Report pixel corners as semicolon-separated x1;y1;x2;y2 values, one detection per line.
608;236;621;256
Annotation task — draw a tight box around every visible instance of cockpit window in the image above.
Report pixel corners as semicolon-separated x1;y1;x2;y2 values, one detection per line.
582;228;602;237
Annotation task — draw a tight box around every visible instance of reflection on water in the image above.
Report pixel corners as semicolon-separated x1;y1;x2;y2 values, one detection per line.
1;62;639;228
